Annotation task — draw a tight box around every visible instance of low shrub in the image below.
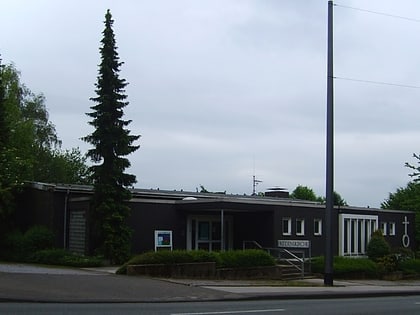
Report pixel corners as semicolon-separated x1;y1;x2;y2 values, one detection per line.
1;226;55;262
311;256;378;278
376;254;398;273
0;230;26;261
30;248;103;267
393;247;415;261
399;259;420;275
23;225;55;253
366;231;390;262
117;250;218;274
217;250;275;268
116;249;275;275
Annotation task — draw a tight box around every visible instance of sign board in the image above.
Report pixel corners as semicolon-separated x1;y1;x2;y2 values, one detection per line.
154;230;173;251
278;240;310;249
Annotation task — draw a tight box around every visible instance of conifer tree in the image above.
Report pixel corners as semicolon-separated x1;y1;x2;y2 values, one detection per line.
83;10;140;264
0;56;6;147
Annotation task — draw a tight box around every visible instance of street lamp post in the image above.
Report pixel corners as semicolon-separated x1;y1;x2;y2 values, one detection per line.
324;0;334;286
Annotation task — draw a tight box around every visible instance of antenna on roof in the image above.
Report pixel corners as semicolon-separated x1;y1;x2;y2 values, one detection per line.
252;157;262;195
252;175;262;195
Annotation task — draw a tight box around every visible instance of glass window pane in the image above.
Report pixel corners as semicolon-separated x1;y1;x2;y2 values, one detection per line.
212;222;221;240
198;222;210;240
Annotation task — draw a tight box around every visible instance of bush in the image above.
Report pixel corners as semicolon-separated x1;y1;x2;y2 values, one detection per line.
376;254;398;273
23;225;55;253
116;249;275;275
399;259;420;275
127;250;218;265
1;226;55;262
30;248;103;267
366;231;390;262
311;256;378;278
116;250;219;275
217;250;275;268
393;247;415;261
0;226;102;268
0;230;26;261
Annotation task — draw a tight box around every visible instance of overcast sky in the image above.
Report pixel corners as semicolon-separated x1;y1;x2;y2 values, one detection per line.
1;0;420;207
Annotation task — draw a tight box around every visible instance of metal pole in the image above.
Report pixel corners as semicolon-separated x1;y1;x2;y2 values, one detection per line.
221;209;225;251
324;0;334;286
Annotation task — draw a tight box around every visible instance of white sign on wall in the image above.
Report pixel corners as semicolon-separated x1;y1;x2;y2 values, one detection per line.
154;230;173;251
278;240;310;249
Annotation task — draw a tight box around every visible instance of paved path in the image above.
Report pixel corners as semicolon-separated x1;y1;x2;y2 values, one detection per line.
2;263;420;302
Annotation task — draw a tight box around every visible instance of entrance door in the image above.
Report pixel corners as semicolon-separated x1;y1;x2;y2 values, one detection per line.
187;215;233;251
68;209;86;255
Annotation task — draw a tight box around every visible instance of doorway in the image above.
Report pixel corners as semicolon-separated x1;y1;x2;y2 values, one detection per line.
186;215;233;251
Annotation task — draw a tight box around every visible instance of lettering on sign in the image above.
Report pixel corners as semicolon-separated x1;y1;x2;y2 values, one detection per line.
278;240;310;248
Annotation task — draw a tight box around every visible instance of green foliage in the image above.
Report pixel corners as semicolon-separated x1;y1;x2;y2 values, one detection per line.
0;229;26;261
0;63;92;232
405;153;420;182
83;10;140;264
217;250;275;268
311;256;378;278
399;259;420;275
116;250;275;275
366;231;391;261
30;249;103;267
290;185;347;206
23;225;55;253
382;181;420;243
0;226;54;261
116;250;218;274
290;185;319;202
376;254;398;273
0;226;102;267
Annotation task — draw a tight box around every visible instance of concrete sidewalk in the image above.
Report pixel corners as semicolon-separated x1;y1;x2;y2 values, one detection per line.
1;263;420;302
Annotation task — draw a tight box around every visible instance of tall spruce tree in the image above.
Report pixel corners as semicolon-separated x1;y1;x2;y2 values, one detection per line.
83;10;140;264
0;55;7;148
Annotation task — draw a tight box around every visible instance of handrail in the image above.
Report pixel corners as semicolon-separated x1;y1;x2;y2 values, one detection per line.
242;241;309;279
282;248;303;263
242;240;263;250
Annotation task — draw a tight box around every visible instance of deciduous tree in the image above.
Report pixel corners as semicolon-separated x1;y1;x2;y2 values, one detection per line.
83;10;140;264
0;62;92;235
290;185;319;202
382;182;420;243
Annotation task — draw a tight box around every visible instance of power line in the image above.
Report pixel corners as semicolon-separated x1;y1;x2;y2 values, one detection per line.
334;76;420;89
335;3;420;23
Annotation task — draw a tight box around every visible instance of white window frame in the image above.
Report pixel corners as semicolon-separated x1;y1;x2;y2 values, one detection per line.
380;222;387;236
314;218;322;236
389;222;396;236
339;214;378;257
296;218;305;236
282;217;292;236
186;215;233;251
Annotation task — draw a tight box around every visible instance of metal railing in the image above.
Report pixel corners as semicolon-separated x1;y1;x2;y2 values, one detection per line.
242;241;310;279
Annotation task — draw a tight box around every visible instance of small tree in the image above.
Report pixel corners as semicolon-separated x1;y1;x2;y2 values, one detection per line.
366;230;391;262
290;185;319;201
83;10;140;264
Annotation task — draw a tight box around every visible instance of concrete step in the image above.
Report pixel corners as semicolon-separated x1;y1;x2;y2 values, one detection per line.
278;264;309;280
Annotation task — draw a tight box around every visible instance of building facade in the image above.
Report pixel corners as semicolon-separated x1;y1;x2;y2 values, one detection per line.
16;182;416;258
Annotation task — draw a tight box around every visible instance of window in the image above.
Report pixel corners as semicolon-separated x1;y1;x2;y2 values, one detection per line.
282;218;291;236
314;219;322;236
198;222;210;240
389;222;396;236
339;214;378;256
380;222;387;236
296;219;305;236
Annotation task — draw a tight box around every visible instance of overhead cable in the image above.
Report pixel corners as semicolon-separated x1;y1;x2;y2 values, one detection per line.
334;76;420;89
335;3;420;23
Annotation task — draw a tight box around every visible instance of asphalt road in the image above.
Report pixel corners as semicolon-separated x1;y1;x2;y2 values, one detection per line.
1;296;420;314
